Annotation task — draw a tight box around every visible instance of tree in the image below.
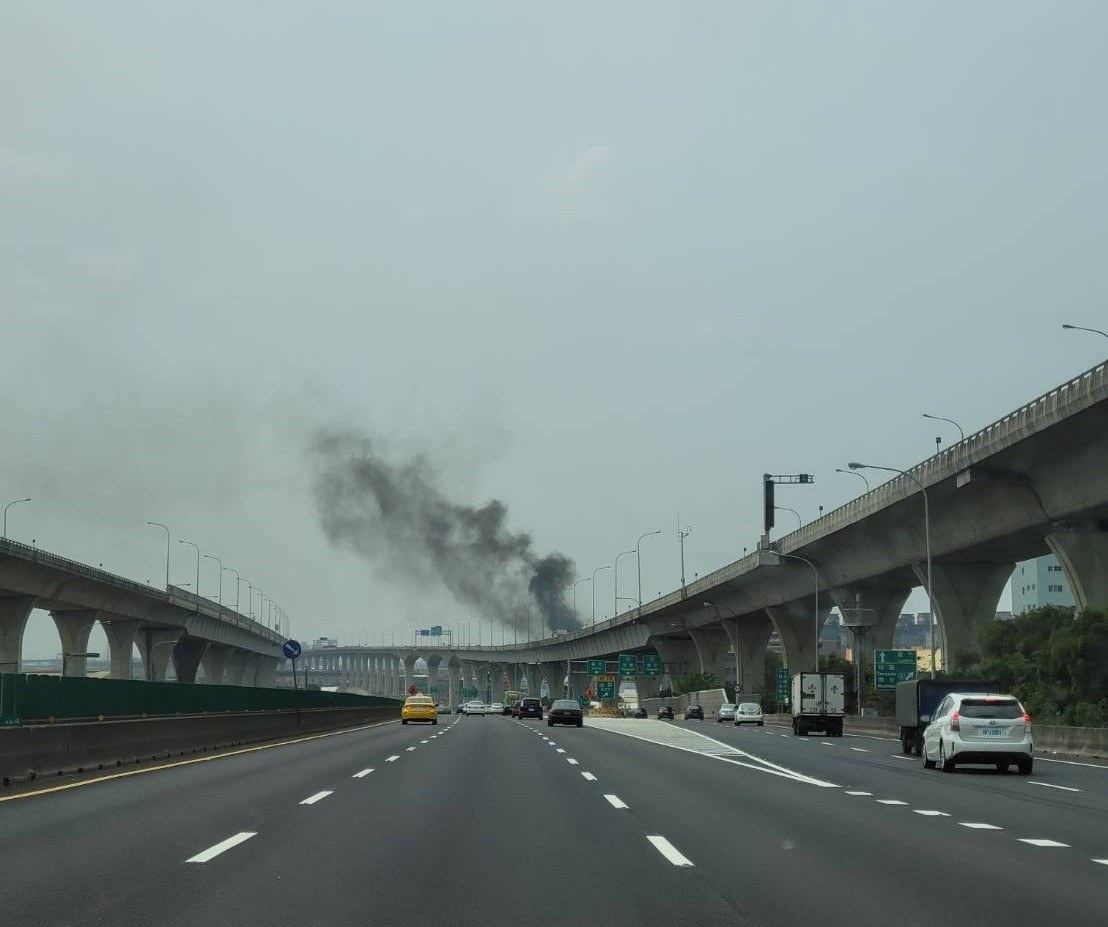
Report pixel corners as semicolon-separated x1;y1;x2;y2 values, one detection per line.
674;671;717;694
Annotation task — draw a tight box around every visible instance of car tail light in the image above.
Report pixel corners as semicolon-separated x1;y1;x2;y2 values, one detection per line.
1023;712;1032;725
950;711;960;732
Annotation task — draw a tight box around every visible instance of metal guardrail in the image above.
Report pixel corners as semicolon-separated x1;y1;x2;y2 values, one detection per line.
0;537;283;645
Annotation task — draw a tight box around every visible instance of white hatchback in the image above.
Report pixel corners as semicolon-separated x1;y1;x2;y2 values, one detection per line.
922;693;1033;774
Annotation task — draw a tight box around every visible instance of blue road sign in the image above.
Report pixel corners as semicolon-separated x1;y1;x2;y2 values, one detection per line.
282;639;302;660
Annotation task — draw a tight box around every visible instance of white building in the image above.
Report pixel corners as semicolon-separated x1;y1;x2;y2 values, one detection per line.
1011;555;1075;614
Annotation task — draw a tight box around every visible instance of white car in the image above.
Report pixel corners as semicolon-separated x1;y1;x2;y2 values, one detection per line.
922;693;1032;774
484;702;503;714
734;702;764;726
463;701;486;716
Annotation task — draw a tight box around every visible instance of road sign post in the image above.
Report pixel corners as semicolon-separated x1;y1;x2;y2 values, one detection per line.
283;639;302;690
775;666;790;710
874;650;918;689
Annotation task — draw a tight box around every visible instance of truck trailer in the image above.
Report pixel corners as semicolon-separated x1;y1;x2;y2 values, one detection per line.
791;672;846;736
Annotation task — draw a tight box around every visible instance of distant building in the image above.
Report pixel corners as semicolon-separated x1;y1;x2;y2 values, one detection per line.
1011;555;1075;614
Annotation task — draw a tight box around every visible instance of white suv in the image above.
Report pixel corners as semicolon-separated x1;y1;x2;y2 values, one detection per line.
922;693;1033;774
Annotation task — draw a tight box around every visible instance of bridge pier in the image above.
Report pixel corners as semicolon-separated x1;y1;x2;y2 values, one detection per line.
723;614;774;698
136;627;182;681
765;603;831;675
171;636;209;684
914;561;1012;668
256;656;278;688
0;596;36;674
99;617;142;679
830;586;912;673
689;627;731;689
650;638;698;682
1046;523;1108;612
50;610;98;677
200;644;233;685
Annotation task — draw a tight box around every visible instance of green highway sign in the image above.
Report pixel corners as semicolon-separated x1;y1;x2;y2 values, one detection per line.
596;675;616;699
587;658;606;676
875;650;918;689
775;667;790;708
578;695;589;710
642;654;662;677
618;653;638;677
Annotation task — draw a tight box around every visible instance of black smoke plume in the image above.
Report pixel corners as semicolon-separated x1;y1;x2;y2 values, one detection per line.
310;429;580;631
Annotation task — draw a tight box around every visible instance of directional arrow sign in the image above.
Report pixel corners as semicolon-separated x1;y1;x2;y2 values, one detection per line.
587;659;606;676
618;654;638;677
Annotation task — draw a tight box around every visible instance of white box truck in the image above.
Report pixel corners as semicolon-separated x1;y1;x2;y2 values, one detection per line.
791;672;846;736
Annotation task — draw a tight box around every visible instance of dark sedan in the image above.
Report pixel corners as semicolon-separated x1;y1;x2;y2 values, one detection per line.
518;697;543;720
657;706;674;720
684;705;704;721
548;699;584;727
627;706;647;718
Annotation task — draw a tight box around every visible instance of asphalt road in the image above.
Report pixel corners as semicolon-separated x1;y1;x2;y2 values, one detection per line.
1;713;1106;926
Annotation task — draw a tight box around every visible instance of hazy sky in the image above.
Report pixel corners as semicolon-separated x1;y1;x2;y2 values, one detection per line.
4;2;1107;659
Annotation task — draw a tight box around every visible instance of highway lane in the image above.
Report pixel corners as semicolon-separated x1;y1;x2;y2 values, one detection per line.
2;712;1105;926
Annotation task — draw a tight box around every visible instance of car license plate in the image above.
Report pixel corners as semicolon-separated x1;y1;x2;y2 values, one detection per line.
979;728;1005;736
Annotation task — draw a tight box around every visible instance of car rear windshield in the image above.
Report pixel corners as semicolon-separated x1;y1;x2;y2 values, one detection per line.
407;697;433;705
738;704;761;712
522;698;541;706
552;700;578;709
720;704;735;710
958;699;1022;718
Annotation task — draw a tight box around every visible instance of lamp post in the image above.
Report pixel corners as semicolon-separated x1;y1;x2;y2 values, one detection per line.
1062;323;1108;339
572;578;591;627
246;581;255;620
775;507;802;529
591;566;611;624
3;498;31;540
178;540;200;597
850;461;935;678
922;413;965;442
773;552;821;673
835;468;870;491
145;521;170;588
636;530;662;617
614;549;636;620
678;520;692;590
203;554;224;605
224;567;243;613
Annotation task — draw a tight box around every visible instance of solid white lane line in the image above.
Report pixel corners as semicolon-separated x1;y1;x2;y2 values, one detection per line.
647;835;694;867
604;794;629;809
1027;781;1082;792
385;755;399;762
845;791;872;796
406;747;416;752
914;810;950;817
352;768;374;778
850;748;869;753
876;800;909;805
581;772;597;781
959;822;1002;830
1019;838;1070;847
566;758;579;765
300;791;333;806
556;748;566;754
186;832;257;863
1038;756;1108;770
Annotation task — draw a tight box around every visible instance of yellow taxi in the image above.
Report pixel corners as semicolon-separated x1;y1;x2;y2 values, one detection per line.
401;695;438;725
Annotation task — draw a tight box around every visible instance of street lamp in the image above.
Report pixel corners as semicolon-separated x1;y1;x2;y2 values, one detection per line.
922;413;965;442
178;539;200;597
3;498;31;540
835;468;870;491
203;554;224;605
224;567;243;613
850;461;935;678
636;530;663;616
1062;323;1108;339
614;549;636;619
775;507;802;529
572;578;591;627
145;521;170;588
678;519;692;589
772;552;821;673
246;581;255;619
591;565;611;624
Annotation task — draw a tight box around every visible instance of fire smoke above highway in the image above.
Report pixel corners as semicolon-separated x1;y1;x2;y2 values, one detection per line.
310;428;579;632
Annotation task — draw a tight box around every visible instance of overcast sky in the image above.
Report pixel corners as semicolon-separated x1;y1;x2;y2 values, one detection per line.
4;2;1107;659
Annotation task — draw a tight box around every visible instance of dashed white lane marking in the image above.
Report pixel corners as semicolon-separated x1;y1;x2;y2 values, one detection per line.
386;755;400;762
1093;859;1108;867
876;800;909;805
647;835;694;867
556;748;566;754
548;742;557;746
405;747;417;752
845;791;872;796
421;740;429;744
604;794;629;810
914;810;950;817
566;759;579;765
821;742;835;746
299;791;333;806
779;734;788;738
1019;838;1070;847
581;772;597;781
1027;781;1082;792
850;748;869;753
186;832;257;863
352;768;374;778
890;756;914;761
959;822;1003;830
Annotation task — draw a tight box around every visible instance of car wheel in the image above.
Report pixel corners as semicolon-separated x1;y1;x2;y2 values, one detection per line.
432;719;437;725
758;721;764;727
402;719;408;725
940;742;956;773
1017;757;1033;775
922;744;936;769
576;720;583;727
